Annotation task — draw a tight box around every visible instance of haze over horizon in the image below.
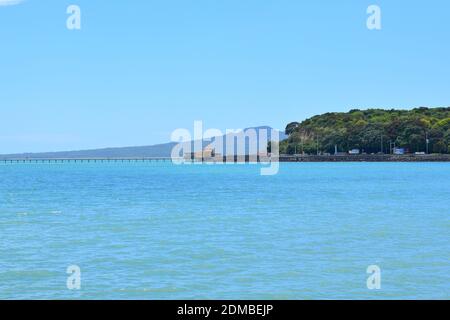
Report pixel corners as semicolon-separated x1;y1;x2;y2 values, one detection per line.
1;0;450;153
0;125;286;156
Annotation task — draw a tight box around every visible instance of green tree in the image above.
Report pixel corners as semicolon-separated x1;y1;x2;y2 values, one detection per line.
281;107;450;155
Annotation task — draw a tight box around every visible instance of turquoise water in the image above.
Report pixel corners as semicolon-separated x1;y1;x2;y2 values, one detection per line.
0;162;449;299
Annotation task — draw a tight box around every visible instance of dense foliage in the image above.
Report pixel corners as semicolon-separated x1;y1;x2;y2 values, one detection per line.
281;107;450;155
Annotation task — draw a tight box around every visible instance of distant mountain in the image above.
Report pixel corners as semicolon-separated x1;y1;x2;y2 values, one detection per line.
0;126;286;159
200;125;287;155
0;143;178;160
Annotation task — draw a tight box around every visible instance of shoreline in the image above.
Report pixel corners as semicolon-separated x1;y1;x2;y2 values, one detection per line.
278;154;450;162
2;154;450;163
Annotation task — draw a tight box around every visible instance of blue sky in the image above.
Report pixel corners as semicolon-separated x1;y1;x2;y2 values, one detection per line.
1;0;449;153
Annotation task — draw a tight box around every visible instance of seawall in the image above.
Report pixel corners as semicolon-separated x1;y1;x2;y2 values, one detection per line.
279;154;450;162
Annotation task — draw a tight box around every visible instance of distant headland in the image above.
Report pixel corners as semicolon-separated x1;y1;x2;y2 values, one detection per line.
281;107;450;156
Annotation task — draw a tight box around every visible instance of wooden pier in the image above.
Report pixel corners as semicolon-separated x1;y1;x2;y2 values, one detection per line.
0;157;177;164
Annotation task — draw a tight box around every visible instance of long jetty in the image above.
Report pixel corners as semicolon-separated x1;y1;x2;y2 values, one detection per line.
0;157;176;163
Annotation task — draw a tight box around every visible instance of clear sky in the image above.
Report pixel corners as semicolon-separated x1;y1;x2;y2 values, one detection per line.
1;0;449;153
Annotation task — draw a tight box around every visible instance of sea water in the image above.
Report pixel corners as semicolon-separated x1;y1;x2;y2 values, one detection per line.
0;162;449;299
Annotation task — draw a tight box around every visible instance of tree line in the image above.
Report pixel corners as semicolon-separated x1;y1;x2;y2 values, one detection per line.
279;107;450;155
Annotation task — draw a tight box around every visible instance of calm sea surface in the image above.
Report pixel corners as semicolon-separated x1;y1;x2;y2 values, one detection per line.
0;162;449;299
